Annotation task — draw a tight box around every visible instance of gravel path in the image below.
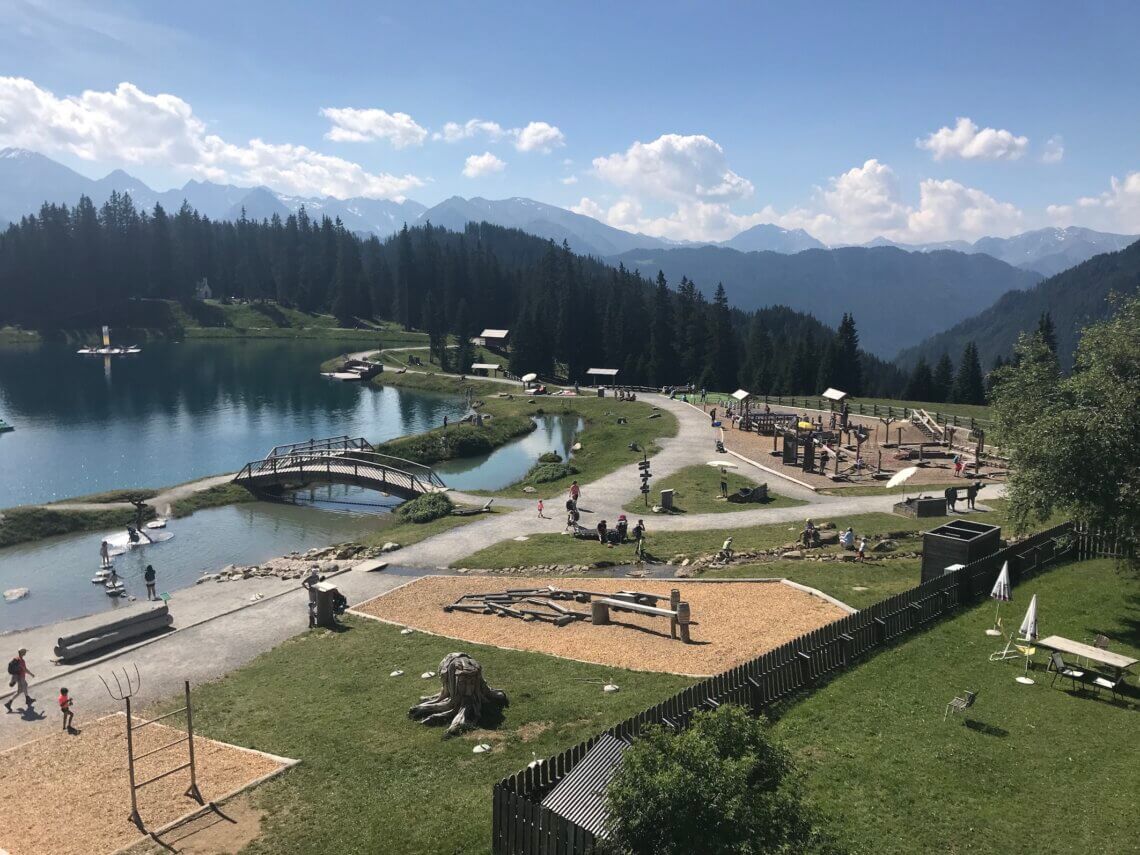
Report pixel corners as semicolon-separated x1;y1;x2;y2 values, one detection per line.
39;474;236;515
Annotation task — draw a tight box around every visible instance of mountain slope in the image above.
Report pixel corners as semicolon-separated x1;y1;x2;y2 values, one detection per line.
608;245;1041;356
415;196;672;256
721;223;825;253
864;227;1138;276
895;238;1140;371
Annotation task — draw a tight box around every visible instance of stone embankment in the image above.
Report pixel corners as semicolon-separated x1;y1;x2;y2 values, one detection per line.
196;542;403;584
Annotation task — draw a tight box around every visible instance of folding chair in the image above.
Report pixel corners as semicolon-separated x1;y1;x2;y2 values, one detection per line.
1047;651;1085;690
944;690;978;721
1090;673;1125;702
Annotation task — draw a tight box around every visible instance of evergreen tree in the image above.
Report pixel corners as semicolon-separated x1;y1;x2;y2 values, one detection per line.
904;357;935;401
834;313;863;395
705;283;737;391
648;272;677;385
1036;311;1058;356
932;353;955;403
952;341;986;404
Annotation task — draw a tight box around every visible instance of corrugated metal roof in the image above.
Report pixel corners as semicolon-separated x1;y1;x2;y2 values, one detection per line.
586;367;620;376
480;328;510;338
540;734;628;838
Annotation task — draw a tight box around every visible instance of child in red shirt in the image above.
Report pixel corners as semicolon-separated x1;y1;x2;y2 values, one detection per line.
59;687;74;732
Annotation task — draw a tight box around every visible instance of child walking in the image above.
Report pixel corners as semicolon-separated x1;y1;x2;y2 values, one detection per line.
537;499;545;519
856;537;867;563
59;687;74;731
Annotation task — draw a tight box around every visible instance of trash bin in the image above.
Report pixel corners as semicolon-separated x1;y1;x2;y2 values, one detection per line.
660;488;674;510
313;581;340;628
597;387;605;397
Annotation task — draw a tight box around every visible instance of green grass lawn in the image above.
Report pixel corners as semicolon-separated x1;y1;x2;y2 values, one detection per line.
621;463;806;515
705;558;923;610
0;504;151;548
820;482;962;497
453;500;1062;570
157;620;690;854
774;558;1139;854
359;505;501;549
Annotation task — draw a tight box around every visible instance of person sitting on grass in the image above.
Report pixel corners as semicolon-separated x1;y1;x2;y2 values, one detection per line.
596;519;608;545
58;687;74;732
840;527;855;550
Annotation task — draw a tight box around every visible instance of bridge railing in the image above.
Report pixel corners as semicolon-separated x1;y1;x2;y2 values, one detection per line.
234;447;447;495
342;451;447;491
265;436;374;459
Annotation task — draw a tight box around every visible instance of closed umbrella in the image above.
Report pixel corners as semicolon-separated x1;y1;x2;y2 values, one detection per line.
1015;594;1039;684
987;562;1011;636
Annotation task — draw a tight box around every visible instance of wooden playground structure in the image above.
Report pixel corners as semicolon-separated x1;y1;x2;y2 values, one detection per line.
445;585;695;642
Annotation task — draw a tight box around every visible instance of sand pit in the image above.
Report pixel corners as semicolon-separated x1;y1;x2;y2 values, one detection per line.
354;576;848;676
0;713;297;855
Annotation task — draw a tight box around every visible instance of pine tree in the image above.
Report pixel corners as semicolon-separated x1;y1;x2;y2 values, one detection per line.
904;357;935;401
706;283;737;391
834;313;863;395
952;341;987;404
648;272;677;385
932;354;955;403
1036;311;1058;356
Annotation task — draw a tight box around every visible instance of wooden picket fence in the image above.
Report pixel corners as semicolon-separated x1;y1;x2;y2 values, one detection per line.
492;522;1083;855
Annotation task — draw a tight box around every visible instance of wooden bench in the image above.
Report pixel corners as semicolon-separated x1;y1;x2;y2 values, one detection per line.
590;591;694;643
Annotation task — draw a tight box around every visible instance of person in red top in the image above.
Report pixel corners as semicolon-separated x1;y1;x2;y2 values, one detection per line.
58;687;74;732
568;481;581;508
4;648;35;712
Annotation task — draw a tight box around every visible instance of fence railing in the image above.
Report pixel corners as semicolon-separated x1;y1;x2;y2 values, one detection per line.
492;522;1083;855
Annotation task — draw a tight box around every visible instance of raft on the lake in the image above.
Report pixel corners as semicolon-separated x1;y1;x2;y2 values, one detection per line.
53;602;173;662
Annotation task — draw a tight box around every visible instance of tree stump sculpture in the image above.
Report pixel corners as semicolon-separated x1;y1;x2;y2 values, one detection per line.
408;652;508;737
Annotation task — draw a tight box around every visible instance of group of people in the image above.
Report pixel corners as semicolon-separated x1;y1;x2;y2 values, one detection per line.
4;648;75;733
560;480;648;558
799;520;870;561
946;481;984;512
97;540;161;600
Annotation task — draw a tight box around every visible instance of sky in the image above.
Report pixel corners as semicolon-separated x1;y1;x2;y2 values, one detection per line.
1;0;1139;244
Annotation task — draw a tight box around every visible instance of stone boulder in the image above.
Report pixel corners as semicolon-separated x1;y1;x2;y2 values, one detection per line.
873;540;897;553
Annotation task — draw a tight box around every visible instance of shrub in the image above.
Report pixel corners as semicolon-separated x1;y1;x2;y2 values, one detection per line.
395;492;454;524
524;462;577;484
606;705;820;855
537;451;563;464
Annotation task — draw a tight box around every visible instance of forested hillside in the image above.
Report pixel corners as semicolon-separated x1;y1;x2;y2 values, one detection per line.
0;194;904;395
608;244;1042;356
895;238;1140;372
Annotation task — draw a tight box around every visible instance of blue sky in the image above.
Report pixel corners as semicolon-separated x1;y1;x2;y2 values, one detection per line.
1;0;1138;242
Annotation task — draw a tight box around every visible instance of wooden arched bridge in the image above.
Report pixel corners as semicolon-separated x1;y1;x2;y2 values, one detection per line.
233;436;448;498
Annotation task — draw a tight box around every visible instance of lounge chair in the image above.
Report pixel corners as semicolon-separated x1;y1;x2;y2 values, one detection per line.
944;690;978;721
1048;651;1085;690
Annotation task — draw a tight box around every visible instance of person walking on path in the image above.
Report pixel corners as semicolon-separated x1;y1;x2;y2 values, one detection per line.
144;564;157;601
58;688;75;732
966;481;982;510
945;486;958;513
537;499;545;519
709;407;717;426
99;540;111;569
302;567;321;627
569;480;581;509
953;454;964;477
4;648;35;712
856;537;867;563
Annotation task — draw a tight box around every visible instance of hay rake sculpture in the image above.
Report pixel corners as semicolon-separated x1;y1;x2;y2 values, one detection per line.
100;665;204;831
408;652;508;737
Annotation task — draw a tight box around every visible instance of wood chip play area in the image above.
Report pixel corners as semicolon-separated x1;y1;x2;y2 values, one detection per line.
353;577;848;676
0;714;296;855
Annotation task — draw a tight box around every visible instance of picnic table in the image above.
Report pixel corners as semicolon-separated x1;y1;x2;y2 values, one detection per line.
1037;635;1138;679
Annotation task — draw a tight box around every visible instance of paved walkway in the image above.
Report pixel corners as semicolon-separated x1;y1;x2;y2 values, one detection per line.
0;392;1000;750
36;474;236;515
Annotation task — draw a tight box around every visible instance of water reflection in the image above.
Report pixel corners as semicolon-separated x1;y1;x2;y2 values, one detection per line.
435;415;584;491
0;342;469;506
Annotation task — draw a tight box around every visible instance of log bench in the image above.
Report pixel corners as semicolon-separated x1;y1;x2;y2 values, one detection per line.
590;591;693;643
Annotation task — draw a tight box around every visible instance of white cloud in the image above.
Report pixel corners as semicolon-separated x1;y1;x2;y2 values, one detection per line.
1041;135;1064;164
571;196;770;242
917;117;1029;161
905;178;1022;241
820;159;910;236
0;76;423;200
514;121;564;152
591;133;754;202
433;119;506;143
434;118;564;152
320;107;427;148
560;174;578;185
1047;172;1140;232
462;151;506;178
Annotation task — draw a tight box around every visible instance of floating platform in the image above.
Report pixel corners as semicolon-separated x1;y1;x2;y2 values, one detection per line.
77;346;141;356
0;418;13;433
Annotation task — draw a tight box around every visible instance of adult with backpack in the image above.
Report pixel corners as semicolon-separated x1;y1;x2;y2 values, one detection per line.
5;648;35;712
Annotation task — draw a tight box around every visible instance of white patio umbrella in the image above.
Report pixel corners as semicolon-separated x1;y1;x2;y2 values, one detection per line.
1015;594;1040;684
706;460;739;468
987;562;1012;636
885;466;918;489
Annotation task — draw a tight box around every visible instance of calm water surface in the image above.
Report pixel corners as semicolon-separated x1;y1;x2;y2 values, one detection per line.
0;341;469;507
435;414;583;490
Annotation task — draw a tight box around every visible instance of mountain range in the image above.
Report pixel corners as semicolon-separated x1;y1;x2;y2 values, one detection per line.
895;237;1140;372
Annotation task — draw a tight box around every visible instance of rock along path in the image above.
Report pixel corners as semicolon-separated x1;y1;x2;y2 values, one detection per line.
0;392;999;750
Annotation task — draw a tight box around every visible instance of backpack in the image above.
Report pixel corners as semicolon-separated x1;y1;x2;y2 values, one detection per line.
7;658;19;676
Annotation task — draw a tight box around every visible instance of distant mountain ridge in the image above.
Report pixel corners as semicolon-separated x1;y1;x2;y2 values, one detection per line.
607;244;1042;357
895;238;1140;371
865;227;1139;276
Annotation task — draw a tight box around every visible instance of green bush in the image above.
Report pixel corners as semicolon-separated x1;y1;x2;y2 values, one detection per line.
395;492;454;524
606;705;822;855
537;451;563;464
525;462;577;484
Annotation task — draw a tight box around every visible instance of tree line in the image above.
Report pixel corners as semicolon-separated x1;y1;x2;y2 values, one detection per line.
0;194;906;395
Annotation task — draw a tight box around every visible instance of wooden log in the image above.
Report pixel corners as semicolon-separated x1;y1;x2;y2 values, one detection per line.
677;601;692;644
591;601;611;625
